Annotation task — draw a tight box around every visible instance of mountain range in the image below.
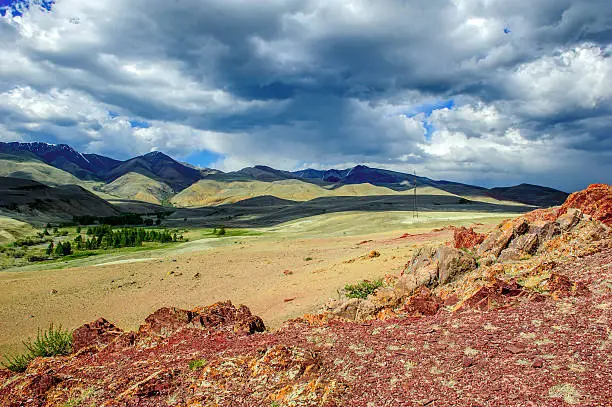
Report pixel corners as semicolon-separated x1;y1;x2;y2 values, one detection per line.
0;142;569;208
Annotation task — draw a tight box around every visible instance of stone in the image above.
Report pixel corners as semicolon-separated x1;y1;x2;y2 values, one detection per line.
508;233;539;254
497;248;523;262
368;250;380;258
398;246;477;296
477;229;514;258
355;299;380;321
139;301;265;337
436;246;478;284
462;357;475;367
330;298;361;320
403;287;443;316
557;208;582;231
559;183;612;226
532;359;544;368
72;318;124;353
453;227;485;249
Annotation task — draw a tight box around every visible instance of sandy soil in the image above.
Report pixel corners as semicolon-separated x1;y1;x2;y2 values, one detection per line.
0;209;511;357
0;229;453;355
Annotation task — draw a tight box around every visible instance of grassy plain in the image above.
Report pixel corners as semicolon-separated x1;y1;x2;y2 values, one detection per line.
0;209;516;357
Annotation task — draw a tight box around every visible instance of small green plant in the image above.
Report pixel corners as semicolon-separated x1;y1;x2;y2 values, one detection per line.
189;359;207;370
344;279;384;299
2;324;73;372
304;257;313;261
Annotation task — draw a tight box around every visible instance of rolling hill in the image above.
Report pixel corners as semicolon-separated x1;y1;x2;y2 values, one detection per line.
99;172;174;205
0;151;85;186
0;177;120;224
0;142;570;209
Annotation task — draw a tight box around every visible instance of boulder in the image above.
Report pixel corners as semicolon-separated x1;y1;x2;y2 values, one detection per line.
329;298;361;320
508;233;539;254
398;246;477;295
453;227;485;249
437;246;477;284
557;208;582;231
497;248;523;262
139;301;265;337
477;229;514;258
72;318;124;353
559;183;612;226
403;287;443;316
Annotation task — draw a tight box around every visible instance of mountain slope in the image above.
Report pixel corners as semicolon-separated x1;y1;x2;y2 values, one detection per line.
0;151;85;186
0;177;120;223
489;184;569;207
105;151;202;191
0;142;103;180
171;179;453;207
99;172;174;205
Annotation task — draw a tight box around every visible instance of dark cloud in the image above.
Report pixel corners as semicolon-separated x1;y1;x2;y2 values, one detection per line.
0;0;611;191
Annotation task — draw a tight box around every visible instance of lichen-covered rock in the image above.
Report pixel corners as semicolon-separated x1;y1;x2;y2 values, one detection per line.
72;317;124;353
508;233;539;254
477;229;514;258
403;287;443;316
557;208;582;230
139;301;265;337
497;248;523;262
398;246;477;297
453;226;485;249
559;183;612;226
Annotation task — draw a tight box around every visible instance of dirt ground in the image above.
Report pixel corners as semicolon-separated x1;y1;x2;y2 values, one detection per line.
0;213;506;357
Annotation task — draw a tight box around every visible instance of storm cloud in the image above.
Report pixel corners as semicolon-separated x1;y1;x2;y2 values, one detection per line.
1;0;611;191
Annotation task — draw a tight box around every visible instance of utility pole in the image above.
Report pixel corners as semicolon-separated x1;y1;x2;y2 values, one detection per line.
413;170;418;218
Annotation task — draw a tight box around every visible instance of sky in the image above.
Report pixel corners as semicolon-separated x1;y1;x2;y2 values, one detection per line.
0;0;611;191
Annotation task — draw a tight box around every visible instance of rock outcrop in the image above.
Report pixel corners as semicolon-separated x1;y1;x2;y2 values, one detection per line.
453;226;486;249
559;183;612;225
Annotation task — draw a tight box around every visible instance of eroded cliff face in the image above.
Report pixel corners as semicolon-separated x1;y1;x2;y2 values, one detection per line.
2;185;611;407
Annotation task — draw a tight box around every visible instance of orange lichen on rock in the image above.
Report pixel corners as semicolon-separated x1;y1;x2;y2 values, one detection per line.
453;226;486;249
559;183;612;225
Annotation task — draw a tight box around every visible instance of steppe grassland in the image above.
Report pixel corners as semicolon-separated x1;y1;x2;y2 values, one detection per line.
0;209;515;357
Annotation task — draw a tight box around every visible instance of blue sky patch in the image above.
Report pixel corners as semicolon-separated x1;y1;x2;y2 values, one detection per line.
406;99;454;140
184;150;223;168
0;0;54;17
129;119;151;129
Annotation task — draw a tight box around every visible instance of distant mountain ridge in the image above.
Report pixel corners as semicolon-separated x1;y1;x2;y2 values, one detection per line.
0;142;570;207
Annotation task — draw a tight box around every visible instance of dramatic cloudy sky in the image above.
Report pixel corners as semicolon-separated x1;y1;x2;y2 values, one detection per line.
1;0;611;191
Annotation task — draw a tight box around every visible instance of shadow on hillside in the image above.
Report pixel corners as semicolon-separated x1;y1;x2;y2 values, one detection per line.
161;194;532;228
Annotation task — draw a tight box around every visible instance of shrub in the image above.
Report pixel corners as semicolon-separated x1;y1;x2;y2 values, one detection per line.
344;279;384;299
2;324;73;372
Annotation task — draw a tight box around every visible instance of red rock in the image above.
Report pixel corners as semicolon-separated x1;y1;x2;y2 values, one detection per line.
284;297;296;302
559;183;612;226
139;301;265;337
531;359;544;368
505;344;524;354
444;294;459;306
404;287;443;316
453;227;486;249
460;279;534;310
462;357;475;367
283;269;294;275
368;250;380;258
72;317;124;353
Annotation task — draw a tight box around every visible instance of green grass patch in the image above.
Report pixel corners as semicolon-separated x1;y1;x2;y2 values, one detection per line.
188;359;207;370
344;279;384;299
2;324;72;372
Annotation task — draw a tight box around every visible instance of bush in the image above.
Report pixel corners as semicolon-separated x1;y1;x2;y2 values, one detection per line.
2;324;73;372
344;279;384;299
